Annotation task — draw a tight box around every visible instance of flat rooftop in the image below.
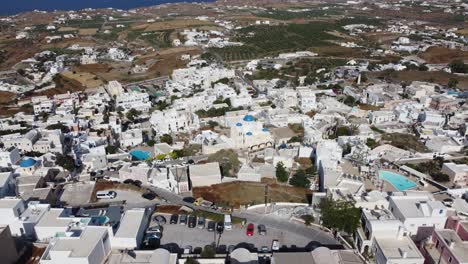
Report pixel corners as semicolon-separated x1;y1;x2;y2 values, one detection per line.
375;236;423;261
435;229;468;263
115;209;146;238
46;227;108;258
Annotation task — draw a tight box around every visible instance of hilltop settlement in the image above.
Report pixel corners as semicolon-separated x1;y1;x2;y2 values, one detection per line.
0;0;467;263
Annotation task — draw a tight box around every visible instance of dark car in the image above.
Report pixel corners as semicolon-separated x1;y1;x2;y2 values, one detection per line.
207;221;216;232
258;224;267;235
188;216;197;228
142;192;157;200
197;216;205;229
170;214;179;224
153;215;166;225
183;197;196;203
216;222;224;234
180;214;187;225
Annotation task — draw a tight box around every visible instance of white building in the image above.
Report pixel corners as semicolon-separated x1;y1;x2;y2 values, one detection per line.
150;109;200;136
369;111;395;125
120;129;143;149
229;115;273;150
112;208;149;250
0;198;50;238
116;91;151;112
189;162;222;187
0;147;21;167
39;226;113;264
388;192;447;235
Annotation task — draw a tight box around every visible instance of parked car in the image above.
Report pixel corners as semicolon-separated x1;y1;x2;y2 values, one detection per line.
183;197;196;203
258;224;267;235
147;225;163;233
188;216;197;228
224;214;232;231
96;190;117;199
197;216;205;229
207;221;216;232
261;246;269;253
272;240;280;251
216;222;224;234
180;214;187;225
170;214;179;224
183;246;192;254
153;215;166;225
246;223;254;236
142;192;157;200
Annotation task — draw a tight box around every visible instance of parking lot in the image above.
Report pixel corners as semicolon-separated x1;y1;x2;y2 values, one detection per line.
150;214;317;252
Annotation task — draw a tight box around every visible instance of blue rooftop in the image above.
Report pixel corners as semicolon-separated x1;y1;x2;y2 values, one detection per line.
19;158;36;168
243;115;255;122
246;132;253;136
236;122;243;127
262;128;269;132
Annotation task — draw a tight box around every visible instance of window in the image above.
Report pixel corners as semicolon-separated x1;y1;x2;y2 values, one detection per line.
449;256;452;263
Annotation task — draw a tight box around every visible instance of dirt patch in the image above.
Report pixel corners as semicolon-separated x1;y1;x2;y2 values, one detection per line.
156;205;183;214
78;28;98;36
74;64;112;73
0;91;16;104
145;47;202;76
136;19;214;32
418;46;468;64
369;70;468;91
193;181;311;208
58;27;78;32
311;45;369;58
61;71;104;88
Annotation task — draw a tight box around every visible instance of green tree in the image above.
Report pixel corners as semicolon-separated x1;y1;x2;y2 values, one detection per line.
276;162;288;183
289;169;311;188
448;78;459;88
449;60;468;74
431;172;450;183
200;245;216;258
126;108;141;122
208;149;240;177
105;145;118;154
366;138;378;149
160;134;173;145
319;198;361;234
56;154;76;171
301;214;315;226
185;258;200;264
146;140;156;147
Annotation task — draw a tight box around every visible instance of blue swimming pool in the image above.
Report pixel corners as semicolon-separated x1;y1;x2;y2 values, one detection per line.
130;150;150;161
379;170;417;191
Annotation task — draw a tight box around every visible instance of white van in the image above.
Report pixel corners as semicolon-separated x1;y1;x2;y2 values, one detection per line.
96;190;117;199
224;214;232;231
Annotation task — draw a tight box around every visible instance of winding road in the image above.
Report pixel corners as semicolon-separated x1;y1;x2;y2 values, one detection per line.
128;185;339;246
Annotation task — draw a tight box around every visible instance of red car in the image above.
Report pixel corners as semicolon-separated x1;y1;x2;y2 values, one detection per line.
246;223;254;236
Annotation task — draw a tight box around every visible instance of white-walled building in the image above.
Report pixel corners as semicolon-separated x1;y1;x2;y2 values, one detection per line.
0;198;50;238
189;162;222;187
388;192;448;236
0;147;21;167
116;91;151;112
120;129;143;149
39;226;113;264
112;208;149;250
150;109;200;135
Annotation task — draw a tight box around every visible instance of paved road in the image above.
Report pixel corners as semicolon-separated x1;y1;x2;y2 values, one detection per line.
137;186;339;246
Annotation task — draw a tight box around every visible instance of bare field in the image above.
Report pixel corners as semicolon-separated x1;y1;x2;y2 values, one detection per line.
61;71;104;88
370;70;468;90
193;181;311;208
134;19;214;32
418;46;468;64
58;27;78;32
78;28;98;35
